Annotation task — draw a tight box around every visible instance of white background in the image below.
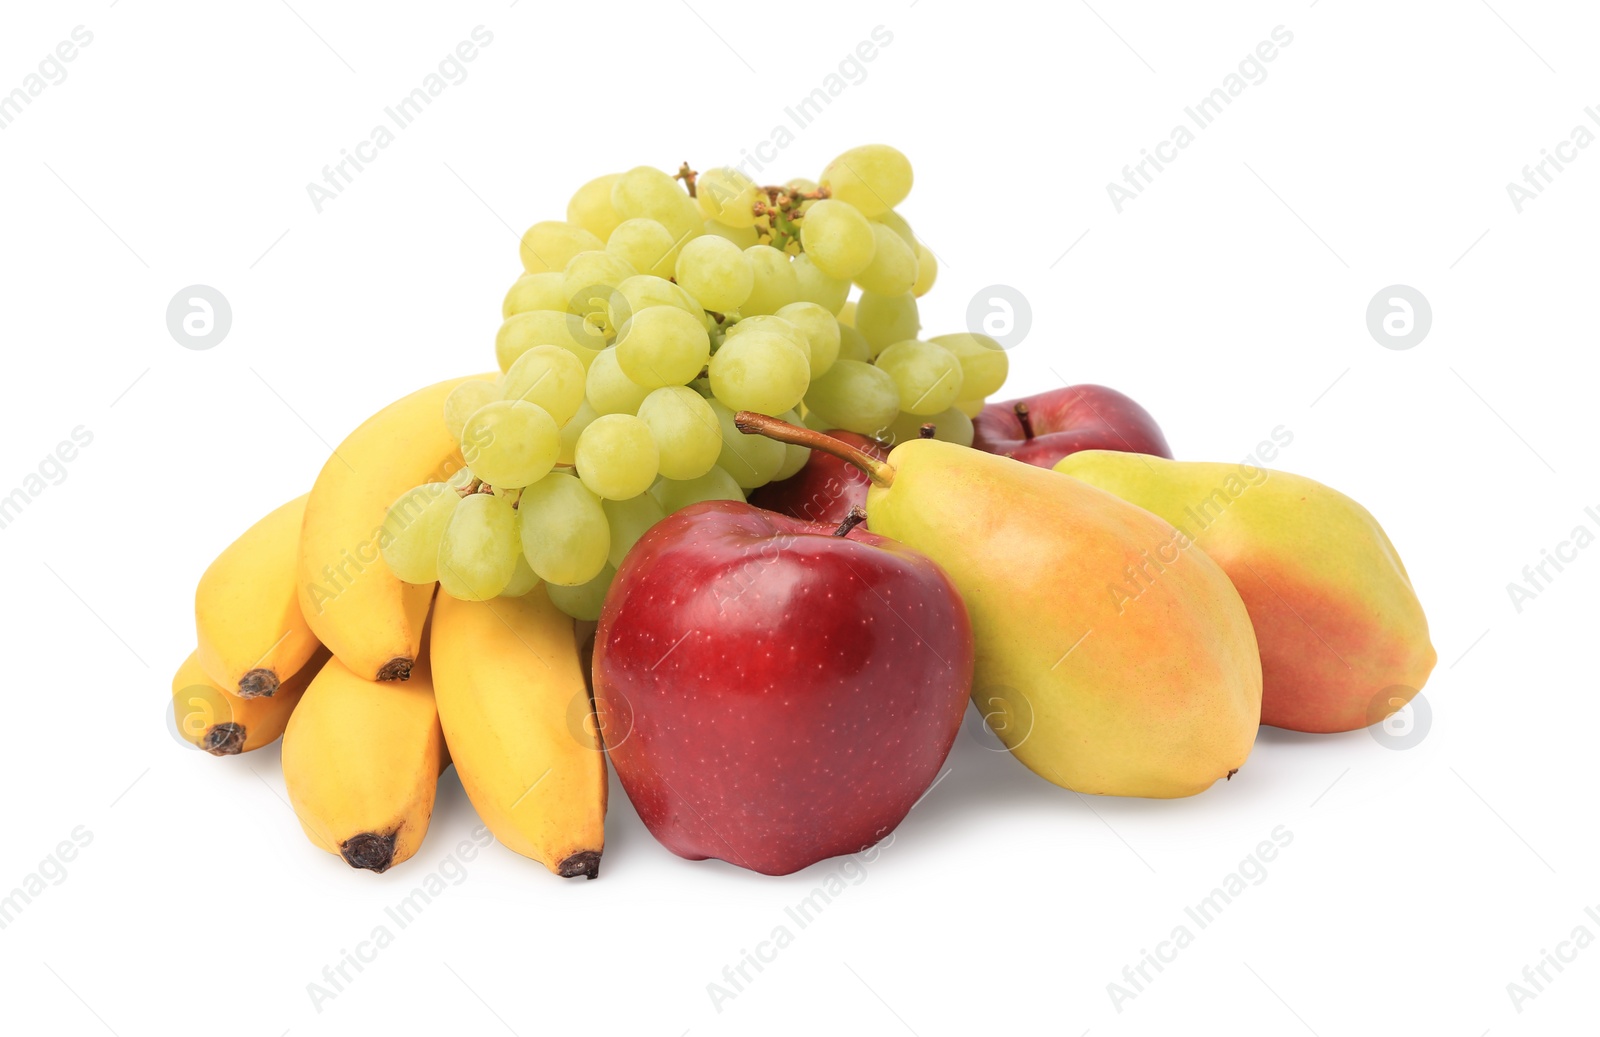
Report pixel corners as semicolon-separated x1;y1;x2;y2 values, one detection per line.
1;1;1595;1033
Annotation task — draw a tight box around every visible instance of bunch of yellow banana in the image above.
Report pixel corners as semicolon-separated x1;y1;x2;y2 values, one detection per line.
174;376;609;879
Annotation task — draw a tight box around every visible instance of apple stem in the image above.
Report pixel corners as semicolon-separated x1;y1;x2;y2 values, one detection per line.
732;411;896;487
832;505;868;537
1014;402;1036;440
918;423;936;439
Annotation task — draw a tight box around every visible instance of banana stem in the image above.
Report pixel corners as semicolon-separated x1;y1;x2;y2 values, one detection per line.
732;412;896;488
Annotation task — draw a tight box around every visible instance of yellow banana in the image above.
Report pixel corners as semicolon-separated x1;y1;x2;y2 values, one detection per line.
281;649;447;873
171;648;327;755
195;494;321;697
296;376;478;681
431;590;607;878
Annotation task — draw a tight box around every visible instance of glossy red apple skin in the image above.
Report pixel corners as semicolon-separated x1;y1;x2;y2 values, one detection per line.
593;500;973;877
973;384;1173;468
746;430;888;526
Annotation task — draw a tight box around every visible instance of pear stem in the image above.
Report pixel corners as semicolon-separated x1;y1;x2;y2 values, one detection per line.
832;505;868;537
1014;402;1035;440
732;412;896;487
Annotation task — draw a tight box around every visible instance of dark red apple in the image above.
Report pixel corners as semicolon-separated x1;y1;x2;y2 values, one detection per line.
973;384;1172;468
593;500;973;876
747;430;888;525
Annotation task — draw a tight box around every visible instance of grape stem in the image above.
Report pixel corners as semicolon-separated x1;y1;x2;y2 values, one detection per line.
832;505;868;537
918;424;937;439
675;162;698;198
733;412;896;488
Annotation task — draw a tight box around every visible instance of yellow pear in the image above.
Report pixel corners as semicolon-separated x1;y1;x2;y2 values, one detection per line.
1055;451;1435;733
735;414;1262;798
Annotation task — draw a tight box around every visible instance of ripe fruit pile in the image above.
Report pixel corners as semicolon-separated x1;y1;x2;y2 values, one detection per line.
378;145;1008;617
172;144;1437;882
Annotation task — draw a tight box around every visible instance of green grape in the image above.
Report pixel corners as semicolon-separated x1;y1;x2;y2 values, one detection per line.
461;400;561;487
786;177;819;193
772;408;810;480
614;305;711;388
651;466;745;513
380;482;459;584
675;236;754;312
519;472;610;586
853;223;917;295
803;359;900;436
520;220;602;275
885;406;973;448
610;165;701;240
722;314;809;369
776;301;841;377
545;564;616;621
575;414;659;500
929;332;1009;400
913;244;937;297
790;253;850;314
443;380;500;442
436;492;520;601
496;309;605;372
501;551;542;597
708;331;809;415
741;245;800;315
605;218;678;280
872;209;917;249
819;144;913;217
955;397;986;418
567;173;623;240
838;300;856;326
709;398;784;488
701;219;760;249
836;321;871;362
603;493;665;569
854;291;921;355
585;347;651;415
697;167;762;228
503;271;569;318
609;274;702;331
637;385;722;480
558;399;599;466
798;199;876;279
501;345;586;426
875;340;964;416
563;250;637;340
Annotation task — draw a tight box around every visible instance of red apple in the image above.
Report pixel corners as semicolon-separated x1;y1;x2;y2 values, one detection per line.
747;430;889;525
973;384;1173;468
593;500;973;876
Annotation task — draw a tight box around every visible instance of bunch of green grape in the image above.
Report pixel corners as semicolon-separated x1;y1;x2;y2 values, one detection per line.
380;144;1010;620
